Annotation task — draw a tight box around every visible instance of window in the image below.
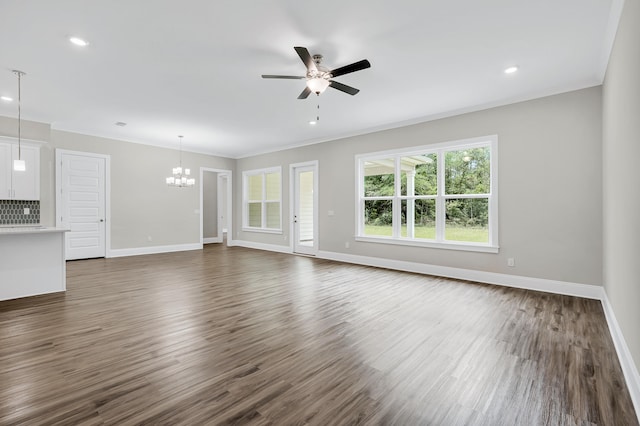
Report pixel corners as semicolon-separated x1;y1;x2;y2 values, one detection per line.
243;167;281;232
356;136;498;252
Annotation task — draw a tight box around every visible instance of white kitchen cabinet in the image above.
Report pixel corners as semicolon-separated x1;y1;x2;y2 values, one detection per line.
0;140;40;200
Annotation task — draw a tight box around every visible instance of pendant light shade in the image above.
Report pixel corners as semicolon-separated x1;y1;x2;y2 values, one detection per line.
13;159;26;171
166;135;195;187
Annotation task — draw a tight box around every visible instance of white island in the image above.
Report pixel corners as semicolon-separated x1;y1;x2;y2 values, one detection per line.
0;227;68;301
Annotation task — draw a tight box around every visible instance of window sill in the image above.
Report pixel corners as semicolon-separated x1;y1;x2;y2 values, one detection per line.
242;227;282;235
355;235;499;253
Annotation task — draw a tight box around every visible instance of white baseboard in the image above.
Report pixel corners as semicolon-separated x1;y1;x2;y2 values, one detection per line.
601;293;640;420
203;237;222;244
317;250;604;300
108;243;202;258
232;240;291;254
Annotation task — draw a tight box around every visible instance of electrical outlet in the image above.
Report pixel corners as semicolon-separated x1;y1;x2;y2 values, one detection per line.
507;258;515;267
345;242;350;249
147;236;152;242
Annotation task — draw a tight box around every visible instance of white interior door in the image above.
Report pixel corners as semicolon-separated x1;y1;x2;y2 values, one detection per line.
293;164;317;255
57;151;107;260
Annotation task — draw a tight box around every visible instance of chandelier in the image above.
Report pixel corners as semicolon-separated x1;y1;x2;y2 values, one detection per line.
166;135;195;187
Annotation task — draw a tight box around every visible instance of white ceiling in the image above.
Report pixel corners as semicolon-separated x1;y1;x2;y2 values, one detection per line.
0;0;620;158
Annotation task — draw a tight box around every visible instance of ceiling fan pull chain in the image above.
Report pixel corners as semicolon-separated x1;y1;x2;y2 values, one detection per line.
317;102;320;122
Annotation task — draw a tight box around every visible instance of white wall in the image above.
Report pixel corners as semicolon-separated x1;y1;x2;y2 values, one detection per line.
236;87;603;287
603;0;640;378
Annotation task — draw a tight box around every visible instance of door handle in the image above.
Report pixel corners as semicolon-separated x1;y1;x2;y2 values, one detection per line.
99;219;104;222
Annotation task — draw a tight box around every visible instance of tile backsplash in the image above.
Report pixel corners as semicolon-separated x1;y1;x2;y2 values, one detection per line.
0;200;40;225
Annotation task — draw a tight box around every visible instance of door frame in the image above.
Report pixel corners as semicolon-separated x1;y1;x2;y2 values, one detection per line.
290;160;318;255
55;149;111;258
199;167;233;247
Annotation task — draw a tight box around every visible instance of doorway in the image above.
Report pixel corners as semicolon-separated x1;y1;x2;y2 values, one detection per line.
291;161;318;255
200;167;232;246
56;149;110;260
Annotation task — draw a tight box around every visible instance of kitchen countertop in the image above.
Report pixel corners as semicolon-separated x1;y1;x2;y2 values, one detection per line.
0;226;69;235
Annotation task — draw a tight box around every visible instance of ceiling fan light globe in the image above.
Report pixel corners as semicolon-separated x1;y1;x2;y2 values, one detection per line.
306;77;330;94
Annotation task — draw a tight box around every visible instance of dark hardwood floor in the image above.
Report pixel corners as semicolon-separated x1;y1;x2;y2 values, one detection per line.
0;244;637;425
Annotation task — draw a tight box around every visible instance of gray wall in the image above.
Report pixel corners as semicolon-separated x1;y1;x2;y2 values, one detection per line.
603;0;640;377
0;116;51;142
237;87;603;286
1;88;606;289
0;121;235;250
46;130;235;249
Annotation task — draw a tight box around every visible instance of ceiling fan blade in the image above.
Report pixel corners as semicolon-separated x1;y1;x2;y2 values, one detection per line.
297;86;312;99
330;59;371;78
329;80;360;96
262;75;305;79
294;46;318;73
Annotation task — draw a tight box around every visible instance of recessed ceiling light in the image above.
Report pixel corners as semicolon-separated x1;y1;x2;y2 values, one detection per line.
115;122;127;127
69;37;89;47
309;121;317;125
504;66;519;74
0;96;13;102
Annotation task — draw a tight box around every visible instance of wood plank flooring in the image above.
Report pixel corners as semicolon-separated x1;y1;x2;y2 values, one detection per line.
0;244;637;425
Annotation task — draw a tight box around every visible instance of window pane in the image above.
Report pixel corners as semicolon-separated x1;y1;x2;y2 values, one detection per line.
401;199;408;237
401;153;437;196
248;202;262;227
445;198;489;243
248;174;263;200
445;147;490;195
265;172;280;200
265;202;280;229
401;199;435;238
363;159;395;196
414;199;436;239
364;199;393;236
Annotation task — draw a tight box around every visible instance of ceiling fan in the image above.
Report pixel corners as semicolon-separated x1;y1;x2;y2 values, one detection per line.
262;46;371;99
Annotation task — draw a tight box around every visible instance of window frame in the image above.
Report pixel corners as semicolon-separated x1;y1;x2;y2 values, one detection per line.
242;166;282;234
355;135;498;253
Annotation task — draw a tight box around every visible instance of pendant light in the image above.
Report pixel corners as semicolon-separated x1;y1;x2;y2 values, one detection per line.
166;135;195;187
12;70;26;172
